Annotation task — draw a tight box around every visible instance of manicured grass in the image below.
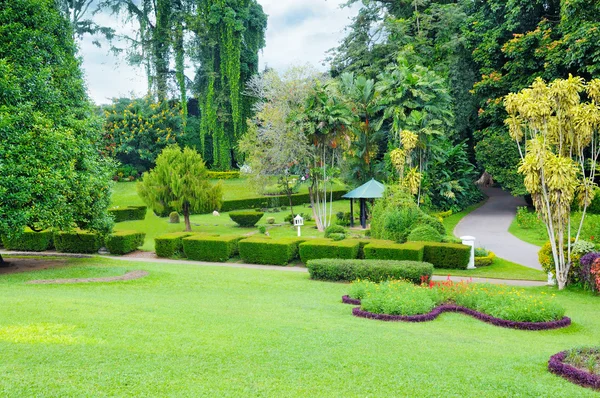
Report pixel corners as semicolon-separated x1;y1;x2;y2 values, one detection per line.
442;199;487;238
508;217;547;247
434;257;547;281
0;257;597;396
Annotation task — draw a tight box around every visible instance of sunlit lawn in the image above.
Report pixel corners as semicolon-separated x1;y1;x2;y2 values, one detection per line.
0;257;596;397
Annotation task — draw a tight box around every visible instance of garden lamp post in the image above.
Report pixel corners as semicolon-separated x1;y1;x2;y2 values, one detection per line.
294;214;304;237
460;235;476;269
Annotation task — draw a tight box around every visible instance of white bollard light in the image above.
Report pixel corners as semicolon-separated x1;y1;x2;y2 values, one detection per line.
460;236;476;270
294;214;304;237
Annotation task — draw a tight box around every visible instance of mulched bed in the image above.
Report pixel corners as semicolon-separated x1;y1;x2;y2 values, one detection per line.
342;295;571;331
26;270;149;285
548;351;600;390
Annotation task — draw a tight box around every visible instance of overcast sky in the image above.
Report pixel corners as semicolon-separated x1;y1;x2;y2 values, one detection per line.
79;0;360;105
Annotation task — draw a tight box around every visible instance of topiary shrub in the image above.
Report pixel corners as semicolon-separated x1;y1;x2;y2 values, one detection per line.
2;229;54;251
329;233;346;241
298;239;361;263
422;242;470;269
474;248;496;267
106;231;146;255
258;226;266;234
266;217;275;225
238;237;305;265
155;232;195;258
306;259;433;283
169;212;180;224
109;206;147;222
407;225;443;242
324;224;347;238
229;211;264;227
54;230;102;254
414;213;446;236
183;235;242;262
363;241;425;261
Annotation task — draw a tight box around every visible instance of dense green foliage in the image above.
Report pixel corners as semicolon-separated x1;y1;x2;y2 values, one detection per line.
1;230;53;252
407;225;443;243
228;211;264;228
154;232;196;258
364;242;425;262
108;206;147;223
307;259;433;284
182;235;241;262
298;239;361;263
105;231;146;255
221;190;345;212
423;242;471;270
0;0;113;259
54;230;102;254
238;237;304;266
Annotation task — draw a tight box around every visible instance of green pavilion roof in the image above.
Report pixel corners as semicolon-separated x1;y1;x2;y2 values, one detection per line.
342;178;385;199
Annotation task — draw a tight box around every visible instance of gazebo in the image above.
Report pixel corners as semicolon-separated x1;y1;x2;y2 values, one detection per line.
342;178;385;229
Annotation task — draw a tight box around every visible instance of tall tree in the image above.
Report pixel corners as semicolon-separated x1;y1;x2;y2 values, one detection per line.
0;0;114;264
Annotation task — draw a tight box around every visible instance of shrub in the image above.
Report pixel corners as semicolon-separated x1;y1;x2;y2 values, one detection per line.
258;226;266;234
220;190;346;212
475;250;496;267
169;212;180;224
407;225;442;242
324;224;347;238
298;239;361;263
54;230;102;254
106;231;146;255
238;237;305;265
2;229;53;251
586;188;600;214
580;252;600;291
183;235;242;262
422;242;470;269
108;206;147;222
414;213;446;236
516;206;541;229
207;171;240;180
306;259;433;283
329;233;346;241
266;217;275;225
229;211;264;227
364;241;425;261
155;232;195;258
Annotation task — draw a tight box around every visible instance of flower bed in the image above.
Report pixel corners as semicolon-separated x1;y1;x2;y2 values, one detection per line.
549;349;600;390
343;279;570;330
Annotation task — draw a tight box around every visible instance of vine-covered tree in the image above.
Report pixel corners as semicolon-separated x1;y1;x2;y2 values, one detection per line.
0;0;114;263
137;146;223;231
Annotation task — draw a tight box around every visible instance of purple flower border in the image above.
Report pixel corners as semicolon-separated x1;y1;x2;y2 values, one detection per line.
548;351;600;390
342;296;571;331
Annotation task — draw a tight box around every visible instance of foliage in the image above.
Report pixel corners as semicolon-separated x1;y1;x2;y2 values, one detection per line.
207;171;240;180
169;212;180;224
182;235;241;262
329;233;346;241
298;239;361;263
105;231;146;255
475;251;496;267
229;211;264;228
238;237;304;266
137;146;223;231
154;232;195;258
307;259;433;284
407;225;442;243
221;190;345;213
324;225;347;238
564;347;600;376
266;217;275;225
108;206;147;223
423;242;471;270
592;259;600;293
363;242;425;262
516;207;541;230
580;253;600;292
1;230;53;252
54;230;102;254
0;0;114;254
505;76;600;289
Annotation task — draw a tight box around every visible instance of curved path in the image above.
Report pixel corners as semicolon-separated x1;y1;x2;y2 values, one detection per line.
454;187;542;270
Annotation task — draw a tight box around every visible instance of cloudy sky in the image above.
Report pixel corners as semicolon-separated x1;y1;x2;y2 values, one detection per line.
79;0;360;105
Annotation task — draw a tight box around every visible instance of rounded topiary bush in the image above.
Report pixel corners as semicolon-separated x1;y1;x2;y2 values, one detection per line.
169;212;180;224
407;225;442;242
229;211;264;227
266;217;275;224
325;224;347;238
329;232;346;241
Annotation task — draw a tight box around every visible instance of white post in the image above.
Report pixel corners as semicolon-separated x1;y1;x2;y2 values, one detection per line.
460;236;476;270
297;225;301;237
547;272;555;286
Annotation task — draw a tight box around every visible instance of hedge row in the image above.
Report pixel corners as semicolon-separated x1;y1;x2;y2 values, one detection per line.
155;232;196;258
307;259;434;283
183;235;242;262
54;230;103;253
106;231;146;255
207;171;240;180
219;190;346;212
239;237;305;265
364;241;424;261
2;230;54;251
108;206;147;222
299;239;361;263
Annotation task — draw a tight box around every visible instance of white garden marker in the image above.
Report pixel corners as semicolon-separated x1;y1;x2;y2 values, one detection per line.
460;236;476;270
547;272;555;286
294;214;304;237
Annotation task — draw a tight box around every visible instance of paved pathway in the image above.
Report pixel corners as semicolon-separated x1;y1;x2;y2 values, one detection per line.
454;187;542;270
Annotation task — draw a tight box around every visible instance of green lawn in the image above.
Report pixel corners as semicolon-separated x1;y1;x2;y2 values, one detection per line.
0;257;596;397
435;257;546;281
508;217;547;247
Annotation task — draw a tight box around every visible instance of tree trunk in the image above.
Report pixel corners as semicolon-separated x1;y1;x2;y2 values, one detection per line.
308;184;323;231
183;202;191;232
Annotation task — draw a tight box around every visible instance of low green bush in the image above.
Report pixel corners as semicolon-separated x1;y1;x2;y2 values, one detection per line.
2;229;53;251
363;241;425;261
220;190;345;212
229;211;264;227
475;250;496;267
306;259;433;283
298;239;361;263
155;232;195;258
207;171;240;180
239;237;305;265
407;225;442;242
106;231;146;255
329;233;346;241
266;217;275;225
422;242;470;269
324;225;347;238
169;212;180;223
183;235;242;262
54;230;102;254
109;205;147;222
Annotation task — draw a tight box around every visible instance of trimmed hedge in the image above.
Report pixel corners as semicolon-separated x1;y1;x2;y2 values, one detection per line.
109;205;147;222
422;242;471;269
220;190;346;212
238;237;305;265
364;242;425;261
183;235;242;262
207;171;240;179
299;239;361;263
307;259;433;283
155;232;195;258
54;230;102;254
106;231;146;255
229;211;264;227
2;230;53;251
475;251;496;267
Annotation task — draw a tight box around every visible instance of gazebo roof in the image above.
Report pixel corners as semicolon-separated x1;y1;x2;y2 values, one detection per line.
342;178;385;199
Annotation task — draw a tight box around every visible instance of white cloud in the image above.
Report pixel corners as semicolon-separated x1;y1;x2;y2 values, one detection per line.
79;0;360;105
